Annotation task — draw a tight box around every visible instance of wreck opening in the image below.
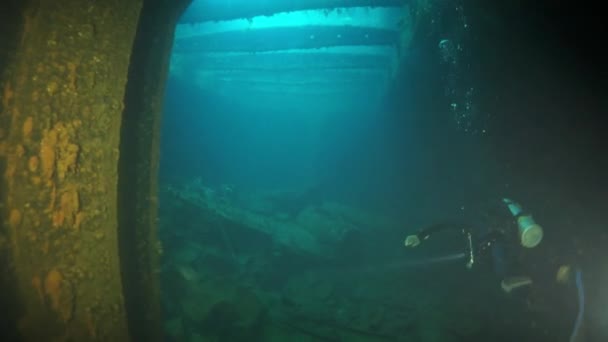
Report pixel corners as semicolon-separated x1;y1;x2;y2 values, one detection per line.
157;1;430;340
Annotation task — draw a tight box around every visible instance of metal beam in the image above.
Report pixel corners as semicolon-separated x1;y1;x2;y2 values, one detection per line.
178;51;394;72
180;0;409;23
196;68;387;84
172;26;399;53
206;84;385;98
195;74;389;94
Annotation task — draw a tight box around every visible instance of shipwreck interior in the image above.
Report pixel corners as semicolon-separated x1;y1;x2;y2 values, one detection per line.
0;0;606;341
158;2;486;341
157;1;607;342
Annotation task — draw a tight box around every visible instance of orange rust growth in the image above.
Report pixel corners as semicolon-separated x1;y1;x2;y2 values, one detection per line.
0;1;152;339
57;143;79;181
44;270;62;308
39;121;81;182
53;188;80;228
40;128;58;181
52;210;64;228
23;116;34;139
43;269;73;322
28;155;39;172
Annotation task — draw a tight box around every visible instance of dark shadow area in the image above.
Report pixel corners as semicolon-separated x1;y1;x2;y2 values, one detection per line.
118;3;185;342
0;1;28;341
118;0;192;340
0;0;23;78
0;158;23;342
466;0;607;199
462;2;607;340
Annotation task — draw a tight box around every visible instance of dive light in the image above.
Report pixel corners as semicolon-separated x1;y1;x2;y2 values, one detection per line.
503;198;544;248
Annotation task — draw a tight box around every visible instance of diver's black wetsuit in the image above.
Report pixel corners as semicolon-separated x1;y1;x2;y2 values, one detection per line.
413;222;510;272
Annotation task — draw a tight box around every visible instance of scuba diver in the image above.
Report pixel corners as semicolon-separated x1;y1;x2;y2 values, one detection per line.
404;198;543;292
403;198;586;342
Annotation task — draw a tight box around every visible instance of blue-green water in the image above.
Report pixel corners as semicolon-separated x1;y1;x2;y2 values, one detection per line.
157;1;607;341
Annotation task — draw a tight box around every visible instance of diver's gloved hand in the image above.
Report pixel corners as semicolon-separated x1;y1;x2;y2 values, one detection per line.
404;234;421;247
